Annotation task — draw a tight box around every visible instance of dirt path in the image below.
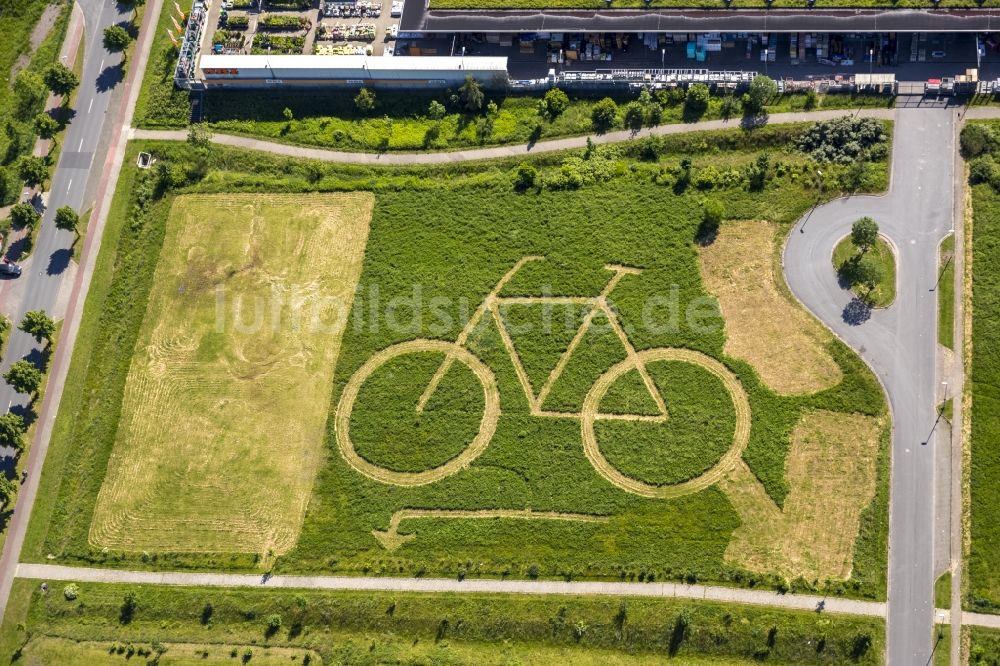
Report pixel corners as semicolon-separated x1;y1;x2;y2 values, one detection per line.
130;108;896;166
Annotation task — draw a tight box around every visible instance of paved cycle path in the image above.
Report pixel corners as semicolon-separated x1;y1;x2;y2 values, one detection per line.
132;107;894;165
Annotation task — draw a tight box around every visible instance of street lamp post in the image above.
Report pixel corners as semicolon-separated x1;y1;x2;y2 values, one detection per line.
869;48;874;77
661;47;665;72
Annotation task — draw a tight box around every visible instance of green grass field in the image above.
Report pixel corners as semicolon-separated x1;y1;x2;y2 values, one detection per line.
27;123;890;599
88;193;373;557
0;579;885;665
968;130;1000;612
970;626;1000;664
939;234;956;350
833;235;897;308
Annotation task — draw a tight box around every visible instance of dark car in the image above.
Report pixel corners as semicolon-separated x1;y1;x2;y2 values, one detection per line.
0;262;22;277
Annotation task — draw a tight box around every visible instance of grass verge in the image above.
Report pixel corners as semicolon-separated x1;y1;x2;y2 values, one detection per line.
2;580;885;664
939;234;956;350
833;235;896;308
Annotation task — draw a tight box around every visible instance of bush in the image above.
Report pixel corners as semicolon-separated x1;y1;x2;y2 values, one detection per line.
513;162;537;190
427;100;446;120
539;88;569;119
798;117;887;163
591;98;618;132
226;14;249;29
804;88;818;110
63;584;80;601
458;76;484;113
697;199;724;244
684;83;710;119
354;88;376;113
961;124;996;158
970;156;997;185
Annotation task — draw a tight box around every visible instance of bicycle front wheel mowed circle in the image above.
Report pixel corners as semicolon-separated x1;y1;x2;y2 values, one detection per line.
580;348;751;499
335;339;500;486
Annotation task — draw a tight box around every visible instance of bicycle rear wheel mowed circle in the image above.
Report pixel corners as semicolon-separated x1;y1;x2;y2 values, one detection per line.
336;339;500;486
580;348;751;498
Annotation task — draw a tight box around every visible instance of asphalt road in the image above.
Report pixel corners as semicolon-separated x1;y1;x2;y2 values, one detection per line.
0;0;130;409
0;0;131;614
783;108;955;664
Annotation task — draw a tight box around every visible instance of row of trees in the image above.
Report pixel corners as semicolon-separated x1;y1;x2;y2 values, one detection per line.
6;202;80;234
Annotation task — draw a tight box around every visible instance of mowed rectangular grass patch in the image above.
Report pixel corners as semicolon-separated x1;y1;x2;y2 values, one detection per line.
88;193;373;556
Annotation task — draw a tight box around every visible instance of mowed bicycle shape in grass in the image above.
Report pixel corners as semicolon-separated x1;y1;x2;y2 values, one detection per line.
336;256;752;502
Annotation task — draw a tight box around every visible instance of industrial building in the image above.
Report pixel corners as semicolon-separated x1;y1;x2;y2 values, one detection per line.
196;54;509;88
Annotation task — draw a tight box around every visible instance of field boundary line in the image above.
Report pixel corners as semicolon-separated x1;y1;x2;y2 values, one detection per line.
129;108;895;166
372;508;610;552
14;562;886;618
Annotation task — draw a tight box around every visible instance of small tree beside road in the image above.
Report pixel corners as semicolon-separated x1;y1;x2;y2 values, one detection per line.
9;202;40;229
33;113;59;141
18;156;48;189
20;310;55;345
0;413;26;451
4;361;42;396
458;76;484;113
103;25;132;53
43;62;79;97
54;206;79;235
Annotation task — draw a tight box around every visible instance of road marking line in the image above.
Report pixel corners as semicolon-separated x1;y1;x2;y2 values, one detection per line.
66;179;72;193
99;59;105;71
88;99;93;113
78;138;84;151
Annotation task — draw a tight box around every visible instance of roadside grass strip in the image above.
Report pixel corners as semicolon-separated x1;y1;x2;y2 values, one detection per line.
88;193;373;556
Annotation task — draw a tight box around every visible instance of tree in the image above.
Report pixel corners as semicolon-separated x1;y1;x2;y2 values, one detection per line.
12;70;47;117
513;162;537;191
43;62;79;97
4;361;41;395
851;217;879;254
591;97;618;133
103;25;132;53
0;413;25;450
697;199;725;244
539;88;569;119
458;76;484;113
20;310;55;345
970;156;997;185
33;112;59;140
0;476;15;506
804;88;818;110
961;123;996;158
622;102;644;131
120;590;138;624
853;254;884;293
427;100;446;120
745;75;777;113
18;156;48;188
684;83;710;119
265;613;282;637
9;203;40;229
354;88;376;113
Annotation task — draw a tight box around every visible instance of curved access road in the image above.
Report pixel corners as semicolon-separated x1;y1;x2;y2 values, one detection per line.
783;108;956;665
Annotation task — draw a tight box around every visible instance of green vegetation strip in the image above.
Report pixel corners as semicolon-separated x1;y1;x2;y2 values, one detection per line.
429;0;1000;7
967;123;1000;612
198;88;891;153
26;123;889;601
935;571;951;610
938;234;956;350
0;580;885;664
0;0;71;206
